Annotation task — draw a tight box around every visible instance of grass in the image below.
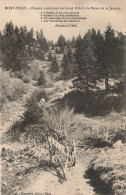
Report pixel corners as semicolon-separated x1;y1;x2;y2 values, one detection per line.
86;145;126;195
1;146;49;195
74;111;126;195
1;59;125;194
72;111;126;147
0;68;31;109
62;90;125;116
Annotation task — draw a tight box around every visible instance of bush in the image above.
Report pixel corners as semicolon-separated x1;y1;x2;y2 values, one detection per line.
6;78;29;101
115;81;125;94
23;89;47;125
20;123;48;144
48;50;52;62
62;90;124;116
13;63;43;83
87;146;126;195
42;106;77;137
74;111;125;148
49;55;59;73
37;71;46;86
0;68;29;108
35;51;45;61
22;74;32;83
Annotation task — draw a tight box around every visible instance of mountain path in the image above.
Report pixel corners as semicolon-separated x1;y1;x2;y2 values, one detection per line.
1;60;97;195
22;149;95;195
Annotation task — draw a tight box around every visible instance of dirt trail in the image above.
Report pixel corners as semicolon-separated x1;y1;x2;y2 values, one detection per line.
23;151;95;195
44;79;73;108
21;77;96;195
0;86;35;137
1;61;97;195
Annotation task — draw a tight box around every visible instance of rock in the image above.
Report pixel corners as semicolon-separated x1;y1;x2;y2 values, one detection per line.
113;140;123;148
8;167;13;172
3;181;7;186
113;130;126;143
17;175;23;180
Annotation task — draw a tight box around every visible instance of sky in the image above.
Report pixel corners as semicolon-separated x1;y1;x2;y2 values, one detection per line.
0;0;126;42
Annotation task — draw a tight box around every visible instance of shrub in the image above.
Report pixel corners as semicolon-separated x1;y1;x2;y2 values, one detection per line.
20;124;48;144
6;78;29;101
62;90;124;115
0;68;29;108
24;89;47;125
74;111;125;147
48;50;52;62
115;80;125;94
49;55;59;73
22;76;31;83
87;146;126;195
37;70;46;86
42;106;77;137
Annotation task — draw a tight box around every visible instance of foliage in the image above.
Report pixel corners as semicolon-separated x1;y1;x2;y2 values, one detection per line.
63;83;124;115
79;111;125;147
1;146;46;195
0;68;29;108
0;22;50;71
42;106;77;137
49;55;59;72
74;26;125;93
48;50;52;62
56;34;66;53
61;47;75;79
35;50;45;61
37;70;46;86
71;36;76;48
0;22;29;71
87;145;126;195
24;89;47;125
36;29;49;52
74;30;97;92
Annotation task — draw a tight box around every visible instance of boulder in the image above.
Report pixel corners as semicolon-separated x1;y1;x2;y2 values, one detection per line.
113;140;123;148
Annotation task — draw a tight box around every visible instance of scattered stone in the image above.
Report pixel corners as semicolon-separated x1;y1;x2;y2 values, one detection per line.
8;167;13;172
113;140;123;148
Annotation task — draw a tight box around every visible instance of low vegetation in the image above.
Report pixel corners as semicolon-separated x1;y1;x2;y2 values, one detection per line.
0;21;125;195
75;111;126;195
86;145;126;195
1;146;48;195
79;112;125;147
0;68;30;109
62;90;124;116
42;106;77;137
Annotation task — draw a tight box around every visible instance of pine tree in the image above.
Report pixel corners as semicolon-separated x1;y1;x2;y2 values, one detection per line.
48;50;52;62
20;26;27;50
26;28;34;53
74;30;97;92
61;46;75;78
75;34;83;66
37;70;46;86
36;29;49;52
57;34;66;53
93;30;105;80
50;55;59;72
61;53;68;77
0;31;3;49
71;36;76;48
115;33;125;78
1;22;28;71
102;25;118;92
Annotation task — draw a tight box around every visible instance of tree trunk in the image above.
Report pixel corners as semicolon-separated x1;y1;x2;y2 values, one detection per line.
105;77;109;93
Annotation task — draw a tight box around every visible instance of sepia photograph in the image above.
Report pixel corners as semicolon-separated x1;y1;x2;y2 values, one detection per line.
0;0;126;194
